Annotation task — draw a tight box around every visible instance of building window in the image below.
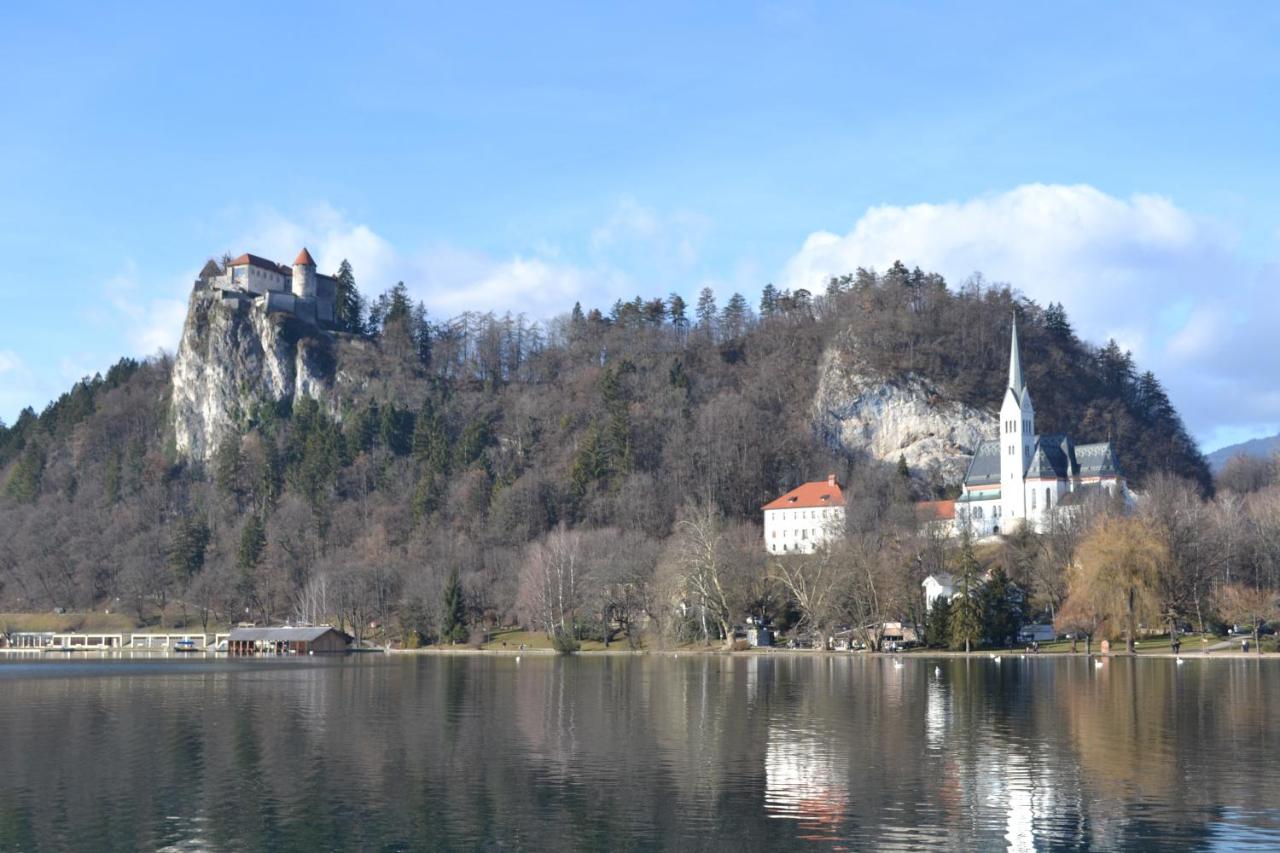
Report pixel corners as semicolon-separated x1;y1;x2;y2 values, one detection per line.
1046;487;1051;508
1031;490;1036;509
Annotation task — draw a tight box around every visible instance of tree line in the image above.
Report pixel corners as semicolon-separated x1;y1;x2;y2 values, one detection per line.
0;260;1214;646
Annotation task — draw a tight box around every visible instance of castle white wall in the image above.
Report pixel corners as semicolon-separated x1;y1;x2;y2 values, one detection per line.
292;263;317;299
764;506;845;555
213;257;336;328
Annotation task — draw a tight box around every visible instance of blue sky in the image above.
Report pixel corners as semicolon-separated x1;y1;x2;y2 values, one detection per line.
2;2;1278;451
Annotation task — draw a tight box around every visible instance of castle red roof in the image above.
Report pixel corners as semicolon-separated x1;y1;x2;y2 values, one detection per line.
294;248;316;266
228;253;288;272
762;476;843;511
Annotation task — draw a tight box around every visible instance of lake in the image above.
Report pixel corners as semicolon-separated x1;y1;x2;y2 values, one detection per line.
1;653;1278;852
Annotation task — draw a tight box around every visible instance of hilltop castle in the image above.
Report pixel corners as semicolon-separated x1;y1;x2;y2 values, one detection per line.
205;248;336;327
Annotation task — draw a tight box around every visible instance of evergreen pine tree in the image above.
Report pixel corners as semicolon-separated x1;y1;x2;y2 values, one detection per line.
441;567;468;643
695;287;717;341
3;431;44;503
949;535;984;652
454;416;492;471
412;402;452;476
379;404;414;456
720;292;751;340
1044;301;1074;343
168;515;211;583
236;514;267;572
568;421;607;515
333;259;366;334
667;293;688;330
980;567;1022;648
760;283;779;317
926;596;952;648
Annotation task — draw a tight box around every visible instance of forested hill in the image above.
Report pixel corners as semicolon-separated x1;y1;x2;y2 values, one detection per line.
0;261;1208;626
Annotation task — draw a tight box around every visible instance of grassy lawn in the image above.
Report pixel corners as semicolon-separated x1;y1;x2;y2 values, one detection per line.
0;612;138;634
477;627;644;652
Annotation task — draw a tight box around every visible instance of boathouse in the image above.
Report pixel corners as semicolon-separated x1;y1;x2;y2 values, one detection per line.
226;626;352;655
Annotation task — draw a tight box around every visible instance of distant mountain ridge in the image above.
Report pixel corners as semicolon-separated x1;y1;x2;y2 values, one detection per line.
1207;433;1280;472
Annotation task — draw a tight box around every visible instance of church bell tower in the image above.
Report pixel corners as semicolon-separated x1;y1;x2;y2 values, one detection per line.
999;316;1035;531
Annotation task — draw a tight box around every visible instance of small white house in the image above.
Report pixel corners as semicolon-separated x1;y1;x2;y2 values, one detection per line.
762;475;845;554
922;573;956;611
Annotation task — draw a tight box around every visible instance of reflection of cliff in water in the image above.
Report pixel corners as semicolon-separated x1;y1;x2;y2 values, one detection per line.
2;656;1280;851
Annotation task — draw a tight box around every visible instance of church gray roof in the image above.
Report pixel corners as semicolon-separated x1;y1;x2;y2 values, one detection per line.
1008;316;1027;403
1026;434;1073;479
962;435;1122;487
961;439;1002;487
1073;442;1120;478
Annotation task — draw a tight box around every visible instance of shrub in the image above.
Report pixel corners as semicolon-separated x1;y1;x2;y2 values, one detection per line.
551;630;581;654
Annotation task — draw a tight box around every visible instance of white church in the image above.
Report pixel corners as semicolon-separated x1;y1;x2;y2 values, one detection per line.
953;318;1126;537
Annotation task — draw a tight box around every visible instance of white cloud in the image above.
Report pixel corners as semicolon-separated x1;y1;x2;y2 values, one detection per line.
0;351;39;423
781;183;1280;448
96;261;191;356
417;247;628;318
241;204;640;321
590;197;710;274
248;203;397;287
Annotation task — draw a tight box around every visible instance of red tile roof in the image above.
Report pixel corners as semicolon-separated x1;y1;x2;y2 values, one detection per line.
915;499;956;521
228;253;289;273
762;477;843;511
294;248;315;266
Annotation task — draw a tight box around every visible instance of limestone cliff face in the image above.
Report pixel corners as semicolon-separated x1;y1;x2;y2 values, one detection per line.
813;347;993;487
172;288;335;463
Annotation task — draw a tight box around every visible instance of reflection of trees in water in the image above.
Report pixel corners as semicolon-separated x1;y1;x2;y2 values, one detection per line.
1056;657;1277;849
3;658;1280;851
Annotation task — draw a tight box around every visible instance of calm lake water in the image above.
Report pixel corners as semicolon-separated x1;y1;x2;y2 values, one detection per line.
1;653;1279;852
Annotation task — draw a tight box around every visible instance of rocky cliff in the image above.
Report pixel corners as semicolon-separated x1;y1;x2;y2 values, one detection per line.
813;346;992;487
171;288;336;463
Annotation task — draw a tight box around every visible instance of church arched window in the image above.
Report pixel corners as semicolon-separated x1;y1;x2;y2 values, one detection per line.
1046;487;1051;508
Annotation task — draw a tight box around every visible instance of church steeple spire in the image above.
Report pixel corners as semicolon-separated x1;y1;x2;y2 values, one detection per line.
1008;314;1025;398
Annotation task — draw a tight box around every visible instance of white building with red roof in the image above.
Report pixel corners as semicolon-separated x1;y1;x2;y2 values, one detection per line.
761;474;845;554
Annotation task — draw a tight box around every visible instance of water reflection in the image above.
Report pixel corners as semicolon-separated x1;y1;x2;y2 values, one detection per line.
1;655;1279;851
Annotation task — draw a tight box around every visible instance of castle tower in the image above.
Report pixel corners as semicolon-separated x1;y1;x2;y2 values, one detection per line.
999;316;1035;531
292;247;317;300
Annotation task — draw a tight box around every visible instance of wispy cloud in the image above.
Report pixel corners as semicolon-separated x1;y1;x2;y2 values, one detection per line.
95;261;191;356
237;201;689;320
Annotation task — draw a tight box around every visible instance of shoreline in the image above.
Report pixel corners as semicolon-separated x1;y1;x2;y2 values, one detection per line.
388;646;1278;660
